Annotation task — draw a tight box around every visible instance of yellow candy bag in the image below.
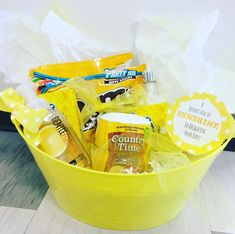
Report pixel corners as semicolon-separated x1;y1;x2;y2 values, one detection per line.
81;64;146;103
30;53;133;78
30;53;134;95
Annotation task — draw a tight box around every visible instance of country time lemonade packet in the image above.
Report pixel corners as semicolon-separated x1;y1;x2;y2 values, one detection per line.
93;113;152;173
30;53;134;94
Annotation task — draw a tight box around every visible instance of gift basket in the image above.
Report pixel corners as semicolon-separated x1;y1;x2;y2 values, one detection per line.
0;9;235;231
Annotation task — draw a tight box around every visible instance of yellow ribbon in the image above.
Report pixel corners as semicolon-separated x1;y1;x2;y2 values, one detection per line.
0;88;24;112
0;87;48;145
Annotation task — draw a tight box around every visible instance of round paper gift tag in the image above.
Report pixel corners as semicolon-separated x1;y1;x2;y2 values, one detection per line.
166;93;232;155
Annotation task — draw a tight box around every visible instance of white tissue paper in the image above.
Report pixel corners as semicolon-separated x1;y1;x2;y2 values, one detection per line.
135;10;217;101
0;11;54;84
134;10;235;112
41;10;120;62
0;10;120;85
209;66;235;113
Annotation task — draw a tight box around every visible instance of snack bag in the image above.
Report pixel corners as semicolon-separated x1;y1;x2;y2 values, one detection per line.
30;53;133;94
82;64;146;103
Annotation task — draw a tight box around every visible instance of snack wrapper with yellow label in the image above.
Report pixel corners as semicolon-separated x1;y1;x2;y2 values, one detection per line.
30;53;133;78
39;87;83;140
81;64;146;103
30;53;133;94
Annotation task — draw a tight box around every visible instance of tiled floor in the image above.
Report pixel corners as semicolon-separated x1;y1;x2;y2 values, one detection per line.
0;131;48;209
0;131;235;234
0;206;35;234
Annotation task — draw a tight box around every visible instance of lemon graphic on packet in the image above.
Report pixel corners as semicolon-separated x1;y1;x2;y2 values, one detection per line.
39;125;68;157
